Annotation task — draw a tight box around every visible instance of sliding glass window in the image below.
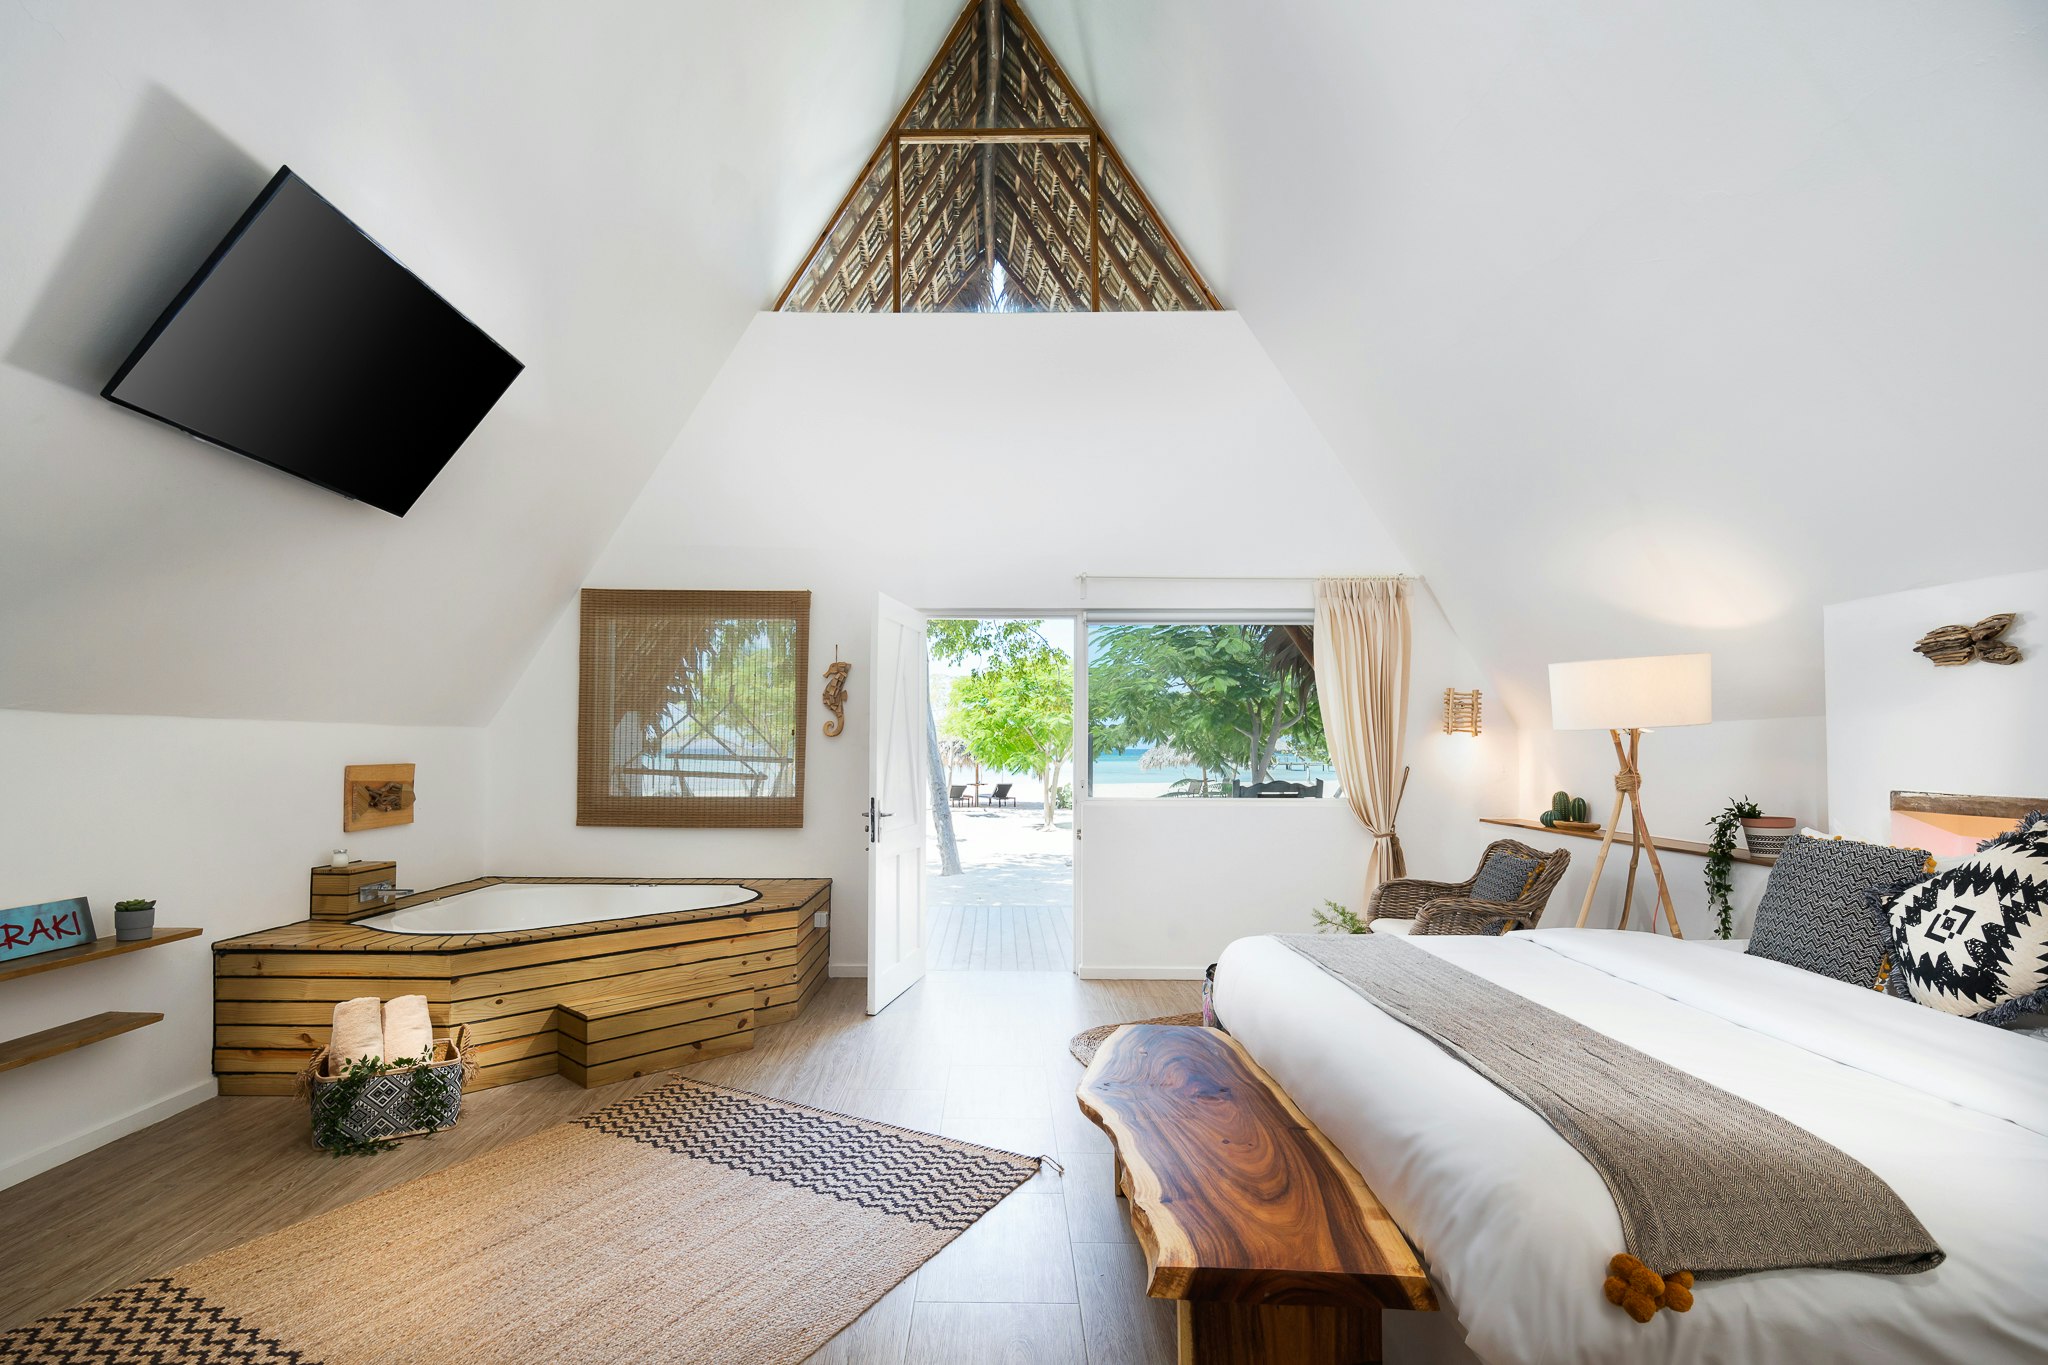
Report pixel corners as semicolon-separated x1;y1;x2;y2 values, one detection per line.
1085;619;1338;800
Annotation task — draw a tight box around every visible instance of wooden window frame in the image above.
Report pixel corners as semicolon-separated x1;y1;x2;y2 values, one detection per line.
577;589;811;829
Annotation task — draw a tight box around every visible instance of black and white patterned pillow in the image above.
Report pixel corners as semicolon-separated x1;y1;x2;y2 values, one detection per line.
1746;836;1930;988
1471;851;1540;903
1873;816;2048;1024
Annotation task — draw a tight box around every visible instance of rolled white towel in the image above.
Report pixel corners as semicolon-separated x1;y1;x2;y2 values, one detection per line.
382;994;434;1064
329;996;385;1073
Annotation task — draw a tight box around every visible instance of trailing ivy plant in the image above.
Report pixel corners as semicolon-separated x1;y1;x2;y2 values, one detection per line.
1704;798;1763;940
310;1051;451;1158
1312;899;1368;935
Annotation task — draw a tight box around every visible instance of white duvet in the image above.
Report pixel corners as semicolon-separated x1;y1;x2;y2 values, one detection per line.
1212;929;2048;1365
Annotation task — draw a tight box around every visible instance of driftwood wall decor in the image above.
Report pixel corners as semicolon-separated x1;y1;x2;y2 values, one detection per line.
1442;688;1482;736
1912;613;2020;667
822;657;851;738
343;764;416;832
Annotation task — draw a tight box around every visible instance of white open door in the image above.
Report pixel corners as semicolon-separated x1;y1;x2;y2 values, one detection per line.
867;593;930;1014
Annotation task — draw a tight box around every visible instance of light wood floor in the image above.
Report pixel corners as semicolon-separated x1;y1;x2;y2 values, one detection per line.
0;971;1196;1365
927;904;1073;972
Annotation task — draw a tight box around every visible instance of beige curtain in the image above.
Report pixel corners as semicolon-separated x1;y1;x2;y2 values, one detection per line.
1314;577;1412;912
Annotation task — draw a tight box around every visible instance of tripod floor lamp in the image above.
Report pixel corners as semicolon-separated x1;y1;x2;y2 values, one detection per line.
1549;654;1712;937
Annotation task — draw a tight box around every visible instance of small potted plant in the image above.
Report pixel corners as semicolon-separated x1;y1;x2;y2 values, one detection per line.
1739;812;1798;857
1704;802;1759;940
113;898;157;942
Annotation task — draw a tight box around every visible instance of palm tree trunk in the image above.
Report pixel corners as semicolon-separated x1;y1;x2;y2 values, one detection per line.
928;701;962;875
1038;758;1064;832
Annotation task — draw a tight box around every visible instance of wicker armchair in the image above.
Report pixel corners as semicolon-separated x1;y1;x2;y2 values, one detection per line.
1365;838;1571;937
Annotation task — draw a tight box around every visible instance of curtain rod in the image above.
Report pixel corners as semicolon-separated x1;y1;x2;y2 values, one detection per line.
1075;572;1418;600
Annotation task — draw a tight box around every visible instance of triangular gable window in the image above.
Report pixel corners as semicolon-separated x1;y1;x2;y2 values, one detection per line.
776;0;1218;313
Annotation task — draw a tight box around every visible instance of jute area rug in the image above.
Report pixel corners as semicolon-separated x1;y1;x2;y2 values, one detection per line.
1069;1014;1205;1066
1;1079;1040;1365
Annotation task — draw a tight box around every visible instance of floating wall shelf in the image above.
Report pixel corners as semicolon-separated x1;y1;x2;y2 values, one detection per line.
0;1011;163;1074
1482;818;1779;867
0;927;202;985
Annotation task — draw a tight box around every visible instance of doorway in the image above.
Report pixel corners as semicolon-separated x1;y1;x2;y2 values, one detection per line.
924;616;1076;972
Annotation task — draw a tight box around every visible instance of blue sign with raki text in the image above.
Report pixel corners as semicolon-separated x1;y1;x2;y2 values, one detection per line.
0;897;96;963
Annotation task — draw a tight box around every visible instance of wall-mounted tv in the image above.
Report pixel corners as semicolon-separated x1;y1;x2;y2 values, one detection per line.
102;167;523;517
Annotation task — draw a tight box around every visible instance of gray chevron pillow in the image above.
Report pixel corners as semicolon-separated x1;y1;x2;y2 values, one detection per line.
1746;836;1930;989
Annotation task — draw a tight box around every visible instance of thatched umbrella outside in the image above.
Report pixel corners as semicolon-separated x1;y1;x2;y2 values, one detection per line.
1140;743;1218;796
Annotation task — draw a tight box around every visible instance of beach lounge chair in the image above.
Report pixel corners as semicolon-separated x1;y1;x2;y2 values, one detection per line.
985;783;1015;807
948;784;967;805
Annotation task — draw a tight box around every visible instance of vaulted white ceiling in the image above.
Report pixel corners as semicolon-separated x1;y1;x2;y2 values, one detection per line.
1028;0;2048;723
6;1;2044;729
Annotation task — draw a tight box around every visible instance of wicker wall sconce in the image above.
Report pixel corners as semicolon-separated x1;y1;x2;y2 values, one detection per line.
1442;688;1482;736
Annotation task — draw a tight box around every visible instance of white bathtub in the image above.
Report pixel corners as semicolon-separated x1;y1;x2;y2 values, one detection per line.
355;881;761;935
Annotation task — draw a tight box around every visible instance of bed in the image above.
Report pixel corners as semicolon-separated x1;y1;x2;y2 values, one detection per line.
1211;928;2048;1365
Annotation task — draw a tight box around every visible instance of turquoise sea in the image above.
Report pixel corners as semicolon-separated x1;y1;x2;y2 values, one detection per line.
1087;747;1339;792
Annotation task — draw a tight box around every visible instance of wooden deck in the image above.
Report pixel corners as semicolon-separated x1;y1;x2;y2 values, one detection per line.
929;904;1072;972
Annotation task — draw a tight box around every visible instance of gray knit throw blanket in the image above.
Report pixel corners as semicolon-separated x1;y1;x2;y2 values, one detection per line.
1278;934;1942;1318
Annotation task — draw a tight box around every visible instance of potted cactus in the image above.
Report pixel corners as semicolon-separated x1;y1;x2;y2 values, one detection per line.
1538;790;1595;832
113;898;157;942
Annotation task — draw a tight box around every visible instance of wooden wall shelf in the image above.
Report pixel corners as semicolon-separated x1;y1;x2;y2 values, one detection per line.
0;927;202;985
0;1011;163;1074
1482;818;1779;867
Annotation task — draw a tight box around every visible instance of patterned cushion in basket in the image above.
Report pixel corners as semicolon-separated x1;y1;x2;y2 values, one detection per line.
1874;816;2048;1023
1470;851;1541;904
1746;835;1930;988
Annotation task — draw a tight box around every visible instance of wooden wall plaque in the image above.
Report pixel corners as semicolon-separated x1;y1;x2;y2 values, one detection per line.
344;764;416;832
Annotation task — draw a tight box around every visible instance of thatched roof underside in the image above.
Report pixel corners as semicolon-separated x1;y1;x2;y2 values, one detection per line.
778;0;1217;314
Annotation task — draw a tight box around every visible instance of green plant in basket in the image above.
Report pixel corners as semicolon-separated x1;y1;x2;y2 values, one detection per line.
1312;899;1367;934
310;1050;452;1158
1704;798;1762;941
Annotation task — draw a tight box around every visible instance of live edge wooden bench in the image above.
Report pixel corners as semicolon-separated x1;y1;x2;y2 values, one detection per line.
1076;1024;1437;1365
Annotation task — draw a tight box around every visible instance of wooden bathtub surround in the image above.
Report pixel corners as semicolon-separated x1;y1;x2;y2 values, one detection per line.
1077;1024;1435;1365
309;860;400;919
556;981;758;1087
216;878;828;1095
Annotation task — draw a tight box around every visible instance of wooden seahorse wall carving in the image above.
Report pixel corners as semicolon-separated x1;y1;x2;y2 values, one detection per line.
822;660;851;737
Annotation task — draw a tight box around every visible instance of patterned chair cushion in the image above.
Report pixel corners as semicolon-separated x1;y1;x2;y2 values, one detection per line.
1874;817;2048;1023
1746;836;1929;988
1470;851;1541;904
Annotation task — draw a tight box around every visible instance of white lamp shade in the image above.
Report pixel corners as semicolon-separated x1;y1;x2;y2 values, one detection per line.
1549;654;1712;731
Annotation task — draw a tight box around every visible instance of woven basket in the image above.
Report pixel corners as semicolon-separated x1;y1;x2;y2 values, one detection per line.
297;1026;474;1150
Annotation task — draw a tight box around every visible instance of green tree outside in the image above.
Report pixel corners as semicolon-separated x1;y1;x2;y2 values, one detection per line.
1088;624;1324;790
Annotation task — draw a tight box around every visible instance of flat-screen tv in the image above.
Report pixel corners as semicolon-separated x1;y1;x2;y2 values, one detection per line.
103;166;523;517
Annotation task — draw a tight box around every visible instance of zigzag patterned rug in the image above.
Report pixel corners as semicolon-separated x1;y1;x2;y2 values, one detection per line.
0;1080;1040;1365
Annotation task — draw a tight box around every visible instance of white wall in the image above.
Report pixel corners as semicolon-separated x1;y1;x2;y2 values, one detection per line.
1033;0;2048;729
1825;569;2048;842
0;710;485;1190
1516;714;1826;938
484;312;1517;974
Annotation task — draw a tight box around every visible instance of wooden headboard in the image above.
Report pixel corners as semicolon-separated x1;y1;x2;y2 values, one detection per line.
1890;791;2048;858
